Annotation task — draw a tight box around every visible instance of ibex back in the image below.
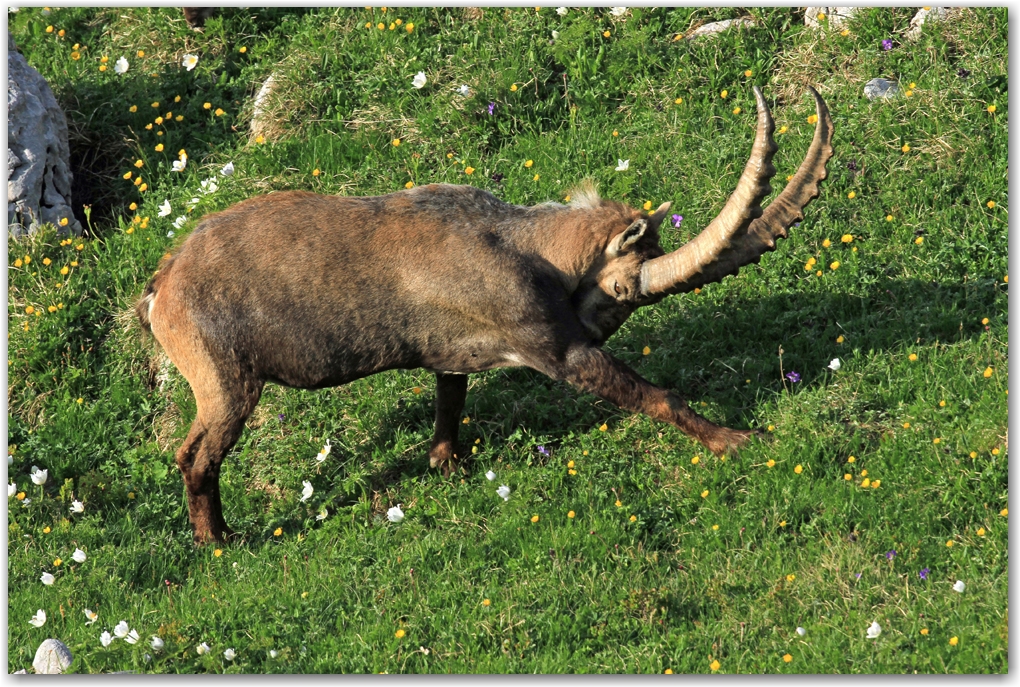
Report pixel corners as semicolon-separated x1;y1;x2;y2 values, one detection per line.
138;87;833;544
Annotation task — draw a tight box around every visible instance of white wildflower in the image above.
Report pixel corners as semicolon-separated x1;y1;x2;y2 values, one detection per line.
30;465;48;485
457;84;470;96
100;631;113;647
40;571;55;586
224;648;236;661
200;178;218;194
315;439;331;463
151;636;165;651
84;609;98;625
158;199;172;217
953;580;965;593
615;159;630;172
172;158;187;172
866;621;881;639
610;7;628;16
485;470;496;481
796;626;806;636
182;54;199;71
8;481;16;498
387;505;404;523
300;480;313;502
167;231;175;238
114;620;130;639
551;30;559;39
412;71;427;89
828;357;841;371
196;642;210;655
73;548;87;563
114;56;129;74
70;500;85;514
125;629;140;645
497;485;511;501
556;7;568;15
316;506;328;521
269;649;279;659
29;609;46;627
173;216;187;229
220;161;235;176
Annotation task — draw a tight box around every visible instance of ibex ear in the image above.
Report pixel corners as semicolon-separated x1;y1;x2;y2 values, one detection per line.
647;201;672;232
607;219;648;257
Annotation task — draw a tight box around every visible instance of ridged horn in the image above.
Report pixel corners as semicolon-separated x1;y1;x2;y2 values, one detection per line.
639;86;834;299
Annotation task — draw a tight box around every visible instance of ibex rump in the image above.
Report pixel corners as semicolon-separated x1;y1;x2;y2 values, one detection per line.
138;87;833;544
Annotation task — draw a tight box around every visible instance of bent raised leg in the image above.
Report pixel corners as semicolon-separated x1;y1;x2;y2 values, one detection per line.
541;345;755;456
428;372;468;476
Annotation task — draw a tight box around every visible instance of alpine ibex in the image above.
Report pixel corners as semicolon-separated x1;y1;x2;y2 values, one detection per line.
138;87;833;543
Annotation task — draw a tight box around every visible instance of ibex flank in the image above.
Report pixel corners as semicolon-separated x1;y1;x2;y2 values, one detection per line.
138;87;834;544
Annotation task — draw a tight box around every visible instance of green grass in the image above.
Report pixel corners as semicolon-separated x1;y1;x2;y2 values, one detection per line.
7;6;1007;674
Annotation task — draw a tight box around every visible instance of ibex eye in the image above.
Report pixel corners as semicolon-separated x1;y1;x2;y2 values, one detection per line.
614;281;622;295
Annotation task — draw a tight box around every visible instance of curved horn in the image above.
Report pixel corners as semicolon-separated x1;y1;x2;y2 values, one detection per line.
639;86;834;299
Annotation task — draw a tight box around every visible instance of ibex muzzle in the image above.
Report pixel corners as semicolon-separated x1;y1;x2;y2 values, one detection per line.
138;87;833;544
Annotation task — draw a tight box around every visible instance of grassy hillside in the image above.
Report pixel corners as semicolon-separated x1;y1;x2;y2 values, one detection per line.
7;6;1007;674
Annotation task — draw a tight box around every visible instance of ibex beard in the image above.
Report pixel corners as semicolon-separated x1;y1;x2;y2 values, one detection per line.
138;87;833;544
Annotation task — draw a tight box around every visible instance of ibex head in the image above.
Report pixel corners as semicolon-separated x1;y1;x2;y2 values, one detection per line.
572;86;833;344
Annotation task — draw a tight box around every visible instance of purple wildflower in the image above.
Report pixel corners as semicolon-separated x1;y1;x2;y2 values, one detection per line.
855;573;862;579
785;371;801;383
886;550;897;560
278;413;285;421
491;172;504;183
538;445;550;456
488;102;495;116
919;567;930;580
881;39;893;51
671;214;683;228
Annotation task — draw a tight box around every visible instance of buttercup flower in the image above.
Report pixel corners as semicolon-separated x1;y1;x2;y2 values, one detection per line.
387;505;404;523
182;54;199;71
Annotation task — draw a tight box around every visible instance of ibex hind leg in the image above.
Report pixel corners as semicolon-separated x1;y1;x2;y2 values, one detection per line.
175;378;263;544
428;372;468;477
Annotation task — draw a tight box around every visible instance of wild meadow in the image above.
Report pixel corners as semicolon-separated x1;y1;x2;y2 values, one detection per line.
6;6;1007;673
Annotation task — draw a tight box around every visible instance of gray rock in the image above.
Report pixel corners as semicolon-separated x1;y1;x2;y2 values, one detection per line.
32;638;73;674
249;71;278;142
863;78;901;100
904;6;949;40
8;34;82;237
684;17;755;41
804;6;861;29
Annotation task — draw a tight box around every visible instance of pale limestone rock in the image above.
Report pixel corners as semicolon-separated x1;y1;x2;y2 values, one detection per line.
8;35;82;237
684;17;755;41
32;638;73;674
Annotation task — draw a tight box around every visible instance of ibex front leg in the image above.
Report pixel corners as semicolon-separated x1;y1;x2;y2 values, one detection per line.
428;372;468;476
546;346;756;456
